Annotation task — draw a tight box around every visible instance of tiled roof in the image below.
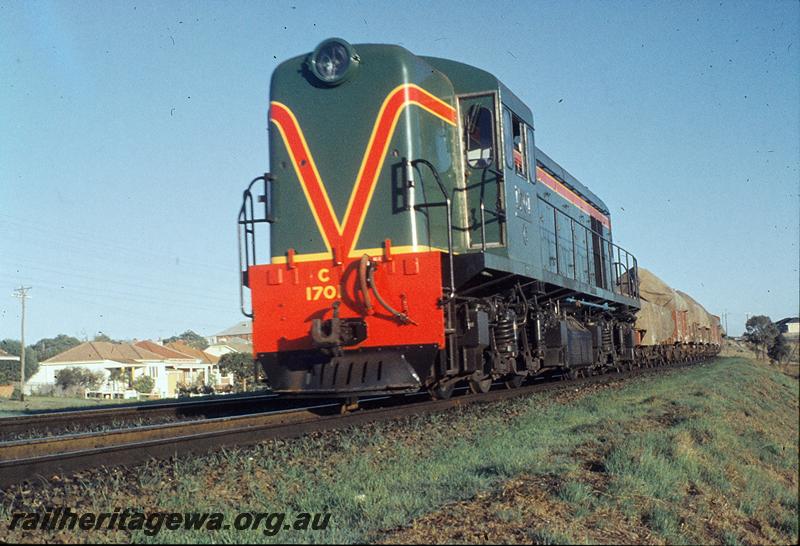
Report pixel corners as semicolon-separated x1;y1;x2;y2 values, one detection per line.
0;348;19;360
134;340;196;361
43;342;164;365
165;342;220;364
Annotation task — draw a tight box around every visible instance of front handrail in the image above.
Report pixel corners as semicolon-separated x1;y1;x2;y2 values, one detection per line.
409;158;455;298
410;158;458;375
238;173;273;317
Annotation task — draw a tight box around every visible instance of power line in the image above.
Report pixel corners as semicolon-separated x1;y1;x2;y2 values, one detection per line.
2;261;235;306
0;216;236;274
0;274;236;314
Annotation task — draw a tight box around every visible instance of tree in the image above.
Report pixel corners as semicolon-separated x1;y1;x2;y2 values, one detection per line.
743;316;779;360
108;368;128;391
132;375;156;394
55;367;103;392
32;334;81;362
768;334;790;363
218;352;255;391
164;330;208;350
0;339;38;383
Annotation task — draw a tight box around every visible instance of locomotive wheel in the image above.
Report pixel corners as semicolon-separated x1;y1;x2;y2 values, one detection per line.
504;374;524;389
468;373;493;394
429;381;455;400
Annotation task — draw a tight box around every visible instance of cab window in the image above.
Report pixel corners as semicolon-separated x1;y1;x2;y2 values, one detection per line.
464;105;494;169
503;108;527;178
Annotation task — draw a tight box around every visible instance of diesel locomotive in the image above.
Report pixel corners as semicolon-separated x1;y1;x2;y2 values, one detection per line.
238;38;721;399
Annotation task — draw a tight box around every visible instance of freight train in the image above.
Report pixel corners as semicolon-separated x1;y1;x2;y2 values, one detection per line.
238;38;721;399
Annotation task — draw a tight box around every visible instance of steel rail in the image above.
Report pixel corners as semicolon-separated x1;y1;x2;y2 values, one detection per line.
0;359;708;489
0;392;308;438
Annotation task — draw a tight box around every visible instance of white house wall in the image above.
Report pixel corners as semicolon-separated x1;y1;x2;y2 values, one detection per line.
25;360;125;395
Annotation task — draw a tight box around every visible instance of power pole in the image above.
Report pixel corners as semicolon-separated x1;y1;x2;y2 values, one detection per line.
13;286;31;402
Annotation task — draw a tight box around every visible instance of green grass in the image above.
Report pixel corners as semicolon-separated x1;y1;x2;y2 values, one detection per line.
0;395;134;416
2;357;797;545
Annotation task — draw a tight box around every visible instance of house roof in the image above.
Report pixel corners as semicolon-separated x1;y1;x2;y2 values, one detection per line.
0;348;19;360
209;336;253;353
212;320;252;337
776;317;799;326
134;340;196;361
43;342;165;365
165;342;220;364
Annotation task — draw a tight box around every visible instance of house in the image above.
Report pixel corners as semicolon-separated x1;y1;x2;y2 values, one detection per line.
207;320;252;344
203;336;253;390
164;341;220;366
0;348;20;363
134;340;213;392
25;341;213;399
204;336;253;358
164;342;233;389
776;317;799;337
26;342;161;398
0;348;20;398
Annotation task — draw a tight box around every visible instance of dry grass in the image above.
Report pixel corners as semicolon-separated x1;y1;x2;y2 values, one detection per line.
1;357;796;544
381;357;799;544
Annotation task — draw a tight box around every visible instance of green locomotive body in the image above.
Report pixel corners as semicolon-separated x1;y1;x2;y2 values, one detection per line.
239;39;715;398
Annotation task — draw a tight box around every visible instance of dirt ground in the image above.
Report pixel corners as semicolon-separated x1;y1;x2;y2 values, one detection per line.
378;474;657;545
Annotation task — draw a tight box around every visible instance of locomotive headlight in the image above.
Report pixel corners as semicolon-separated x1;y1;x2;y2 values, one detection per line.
309;38;359;85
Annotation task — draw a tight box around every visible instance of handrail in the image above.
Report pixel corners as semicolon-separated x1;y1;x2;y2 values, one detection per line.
476;165;504;250
410;158;458;375
480;200;487;251
237;173;273;317
409;159;455;298
539;196;639;301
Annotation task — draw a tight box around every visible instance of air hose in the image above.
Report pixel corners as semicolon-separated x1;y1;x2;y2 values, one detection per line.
363;256;416;325
358;254;374;315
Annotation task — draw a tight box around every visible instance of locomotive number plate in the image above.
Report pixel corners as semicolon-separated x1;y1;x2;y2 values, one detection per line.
305;268;341;301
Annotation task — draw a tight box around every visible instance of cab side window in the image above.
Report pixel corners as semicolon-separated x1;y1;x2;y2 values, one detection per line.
464;105;494;169
503;108;527;178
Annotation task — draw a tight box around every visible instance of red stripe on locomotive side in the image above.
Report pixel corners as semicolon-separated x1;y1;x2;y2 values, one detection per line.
341;86;457;254
270;103;343;251
536;166;611;229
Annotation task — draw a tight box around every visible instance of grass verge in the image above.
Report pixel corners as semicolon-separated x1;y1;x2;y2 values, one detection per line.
1;357;797;544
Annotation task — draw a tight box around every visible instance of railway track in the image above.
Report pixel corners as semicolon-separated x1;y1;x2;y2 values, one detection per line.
0;359;709;489
0;392;330;440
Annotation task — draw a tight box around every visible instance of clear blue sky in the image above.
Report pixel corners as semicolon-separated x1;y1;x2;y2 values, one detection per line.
1;0;798;342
